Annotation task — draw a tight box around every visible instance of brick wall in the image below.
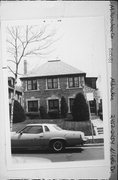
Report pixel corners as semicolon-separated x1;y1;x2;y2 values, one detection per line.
22;76;84;114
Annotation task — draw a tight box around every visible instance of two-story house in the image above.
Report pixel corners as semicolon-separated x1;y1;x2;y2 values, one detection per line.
20;60;88;118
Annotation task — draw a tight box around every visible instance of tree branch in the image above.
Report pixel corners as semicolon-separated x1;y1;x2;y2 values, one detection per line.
7;39;16;48
7;59;16;64
7;27;16;40
7;24;57;72
7;66;16;76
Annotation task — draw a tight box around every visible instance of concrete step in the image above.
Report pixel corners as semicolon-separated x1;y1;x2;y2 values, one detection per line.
97;127;104;135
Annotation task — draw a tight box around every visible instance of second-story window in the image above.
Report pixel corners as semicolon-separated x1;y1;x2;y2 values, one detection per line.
80;76;85;87
27;80;37;90
47;78;58;89
68;77;79;88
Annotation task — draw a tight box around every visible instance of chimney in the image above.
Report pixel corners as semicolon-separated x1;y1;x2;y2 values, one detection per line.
24;60;27;75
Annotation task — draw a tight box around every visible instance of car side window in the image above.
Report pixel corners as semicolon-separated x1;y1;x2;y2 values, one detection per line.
21;126;31;133
29;126;43;134
44;126;50;132
22;126;43;134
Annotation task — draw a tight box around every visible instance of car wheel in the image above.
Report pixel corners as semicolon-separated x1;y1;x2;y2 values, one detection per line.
51;140;64;152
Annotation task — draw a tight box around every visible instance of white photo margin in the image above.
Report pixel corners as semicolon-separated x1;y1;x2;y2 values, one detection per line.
0;1;111;179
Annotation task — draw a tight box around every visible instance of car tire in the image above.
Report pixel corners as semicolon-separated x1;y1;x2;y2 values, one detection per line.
51;140;65;153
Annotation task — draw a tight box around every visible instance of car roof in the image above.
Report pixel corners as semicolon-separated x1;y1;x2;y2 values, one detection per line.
26;123;56;127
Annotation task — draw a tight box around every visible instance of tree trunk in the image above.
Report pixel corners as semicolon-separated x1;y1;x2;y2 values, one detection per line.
10;75;17;131
10;98;14;131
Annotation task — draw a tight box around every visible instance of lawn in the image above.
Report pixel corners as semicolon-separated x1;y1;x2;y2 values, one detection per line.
12;118;95;136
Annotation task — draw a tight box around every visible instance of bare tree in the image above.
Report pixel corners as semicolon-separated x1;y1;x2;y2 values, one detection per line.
7;24;57;130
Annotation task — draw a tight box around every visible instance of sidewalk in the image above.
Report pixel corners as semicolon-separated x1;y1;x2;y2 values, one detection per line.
84;135;104;146
84;143;104;147
85;118;104;145
12;155;51;164
85;129;104;147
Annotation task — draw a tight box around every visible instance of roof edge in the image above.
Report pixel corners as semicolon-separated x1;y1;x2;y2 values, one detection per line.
20;72;86;80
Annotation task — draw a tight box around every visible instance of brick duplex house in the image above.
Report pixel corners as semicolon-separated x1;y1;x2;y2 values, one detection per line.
20;60;98;118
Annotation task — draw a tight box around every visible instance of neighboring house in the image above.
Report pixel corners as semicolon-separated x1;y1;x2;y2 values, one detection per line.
85;77;97;89
20;60;99;118
8;77;23;114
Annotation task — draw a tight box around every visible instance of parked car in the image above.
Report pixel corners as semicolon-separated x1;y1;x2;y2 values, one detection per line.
11;123;88;152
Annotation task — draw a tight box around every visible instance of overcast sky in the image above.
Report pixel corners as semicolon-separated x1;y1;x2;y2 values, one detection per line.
26;16;106;77
18;16;108;92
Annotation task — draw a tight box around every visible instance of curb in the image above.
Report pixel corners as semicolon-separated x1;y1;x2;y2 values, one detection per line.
84;143;104;147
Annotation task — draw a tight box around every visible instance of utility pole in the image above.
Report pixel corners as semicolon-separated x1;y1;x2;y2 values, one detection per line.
86;93;95;143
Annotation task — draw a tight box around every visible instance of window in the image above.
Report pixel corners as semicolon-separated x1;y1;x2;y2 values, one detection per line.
44;126;50;132
28;100;38;112
47;78;58;89
80;76;85;87
53;125;62;131
69;98;74;112
20;126;31;133
27;79;37;90
48;99;59;111
8;78;14;87
9;92;13;99
22;126;43;134
68;76;79;88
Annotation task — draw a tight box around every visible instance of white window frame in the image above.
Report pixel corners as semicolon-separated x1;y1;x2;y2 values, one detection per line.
67;76;85;89
25;79;39;91
68;76;80;88
46;78;60;90
26;98;40;113
46;96;60;113
79;76;85;88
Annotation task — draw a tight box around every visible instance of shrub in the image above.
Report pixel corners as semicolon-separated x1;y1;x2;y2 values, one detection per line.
25;112;39;119
39;106;47;119
72;93;89;121
13;100;26;123
60;96;68;118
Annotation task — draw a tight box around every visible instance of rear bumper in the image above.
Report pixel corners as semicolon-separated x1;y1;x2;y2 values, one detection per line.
81;137;89;144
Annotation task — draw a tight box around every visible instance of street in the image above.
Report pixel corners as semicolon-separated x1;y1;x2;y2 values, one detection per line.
12;146;104;163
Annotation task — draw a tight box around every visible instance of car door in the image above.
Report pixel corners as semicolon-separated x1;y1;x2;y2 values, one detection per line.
11;126;32;148
15;125;44;149
40;125;51;148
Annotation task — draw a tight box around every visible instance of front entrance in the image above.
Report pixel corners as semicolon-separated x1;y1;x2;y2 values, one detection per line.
89;99;97;114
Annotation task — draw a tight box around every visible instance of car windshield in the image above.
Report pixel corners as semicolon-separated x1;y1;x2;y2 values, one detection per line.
53;125;62;131
16;127;26;133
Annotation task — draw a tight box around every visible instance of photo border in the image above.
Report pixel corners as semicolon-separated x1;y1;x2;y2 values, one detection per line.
0;1;113;179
